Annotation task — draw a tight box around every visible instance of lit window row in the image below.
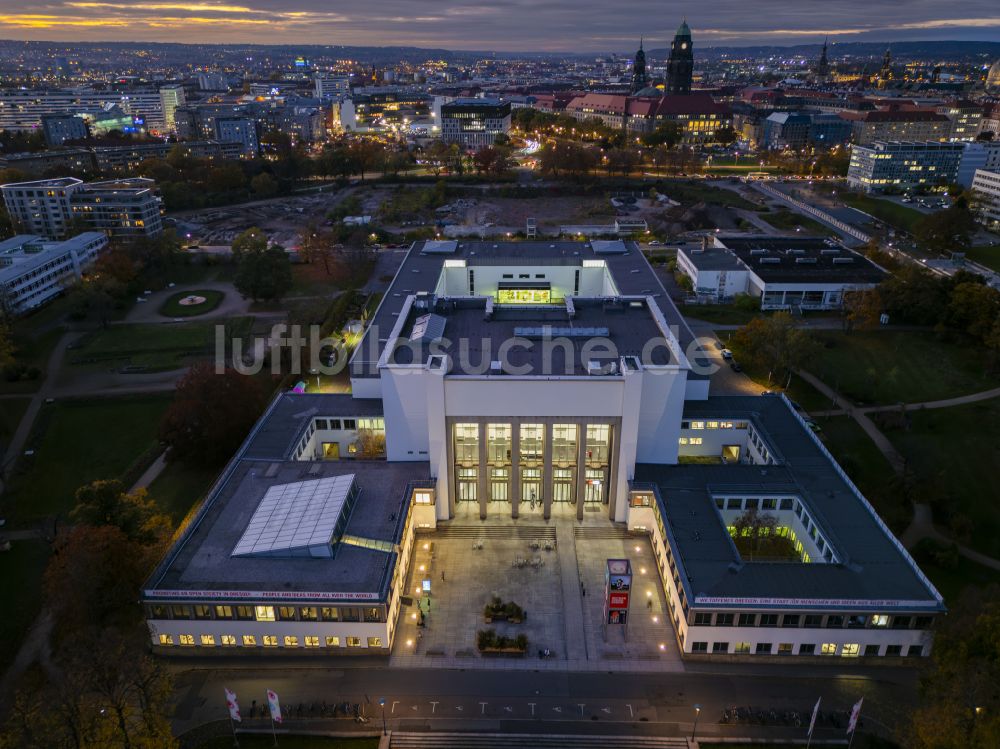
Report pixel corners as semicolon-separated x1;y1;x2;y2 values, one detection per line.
160;634;383;648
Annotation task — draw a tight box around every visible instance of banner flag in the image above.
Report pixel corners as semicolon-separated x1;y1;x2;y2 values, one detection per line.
808;696;821;737
225;688;241;723
267;689;282;723
847;697;863;734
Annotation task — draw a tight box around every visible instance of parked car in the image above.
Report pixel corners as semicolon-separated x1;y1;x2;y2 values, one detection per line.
721;349;733;360
729;361;742;372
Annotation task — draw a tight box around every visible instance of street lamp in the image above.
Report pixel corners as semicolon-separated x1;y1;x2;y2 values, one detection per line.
379;697;387;735
691;704;701;740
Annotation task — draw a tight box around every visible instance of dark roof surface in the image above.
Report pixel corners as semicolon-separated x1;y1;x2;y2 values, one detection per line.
718;236;888;284
636;395;943;611
350;239;708;380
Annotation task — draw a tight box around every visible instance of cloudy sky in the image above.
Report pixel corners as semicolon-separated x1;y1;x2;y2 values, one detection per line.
0;0;997;51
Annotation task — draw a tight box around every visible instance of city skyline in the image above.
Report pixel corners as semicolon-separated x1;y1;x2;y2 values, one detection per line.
0;1;998;51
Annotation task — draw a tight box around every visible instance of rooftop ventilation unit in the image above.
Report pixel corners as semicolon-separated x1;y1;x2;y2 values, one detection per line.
750;248;768;255
514;326;610;339
821;248;840;255
587;359;618;376
795;257;818;264
833;257;855;264
591;240;628;255
490;360;502;374
759;257;781;264
410;313;447;342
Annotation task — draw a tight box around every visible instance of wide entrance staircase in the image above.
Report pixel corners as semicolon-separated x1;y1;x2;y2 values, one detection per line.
429;524;557;541
390;732;690;748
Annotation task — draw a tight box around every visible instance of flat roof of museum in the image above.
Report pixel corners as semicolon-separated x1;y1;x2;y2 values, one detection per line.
388;296;681;374
350;239;709;379
143;393;429;603
634;395;944;611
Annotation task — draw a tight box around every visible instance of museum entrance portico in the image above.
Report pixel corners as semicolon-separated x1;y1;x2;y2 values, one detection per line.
448;417;620;521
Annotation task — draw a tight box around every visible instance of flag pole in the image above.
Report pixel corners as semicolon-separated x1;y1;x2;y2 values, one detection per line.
847;710;860;749
229;712;239;748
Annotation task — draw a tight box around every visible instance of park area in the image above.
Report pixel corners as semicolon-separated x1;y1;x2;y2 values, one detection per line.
158;289;225;317
69;317;254;371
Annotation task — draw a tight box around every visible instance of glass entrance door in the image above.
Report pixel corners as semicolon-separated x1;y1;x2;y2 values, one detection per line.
456;467;477;502
521;467;541;511
552;468;575;503
584;468;606;504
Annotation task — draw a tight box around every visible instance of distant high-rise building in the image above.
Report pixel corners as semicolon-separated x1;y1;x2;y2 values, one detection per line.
314;73;351;100
159;85;186;132
197;73;229;92
666;20;694;95
440;98;511;148
630;39;648;95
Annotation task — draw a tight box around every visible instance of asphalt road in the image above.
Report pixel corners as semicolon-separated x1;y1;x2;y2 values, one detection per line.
172;661;919;742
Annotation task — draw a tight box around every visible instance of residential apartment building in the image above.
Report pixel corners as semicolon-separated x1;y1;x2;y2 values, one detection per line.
0;177;83;239
2;177;162;239
41;113;88;146
440;98;512;148
0;232;108;314
846;141;964;193
215;117;260;157
970;169;1000;230
159;85;186;133
956;141;1000;188
70;178;163;238
936;100;984;141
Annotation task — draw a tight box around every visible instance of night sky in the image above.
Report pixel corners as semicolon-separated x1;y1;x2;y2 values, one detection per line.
0;1;997;51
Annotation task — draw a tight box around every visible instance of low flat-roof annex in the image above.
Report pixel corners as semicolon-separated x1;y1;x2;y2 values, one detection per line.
635;395;944;612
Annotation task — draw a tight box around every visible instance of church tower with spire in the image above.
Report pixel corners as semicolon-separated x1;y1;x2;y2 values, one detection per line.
813;37;830;79
630;38;649;94
666;20;694;95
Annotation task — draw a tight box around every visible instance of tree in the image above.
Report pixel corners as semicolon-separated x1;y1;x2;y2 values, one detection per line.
946;282;1000;343
730;312;819;381
231;226;268;258
250;171;278;198
642;122;682;148
159;361;269;467
714;126;738;146
44;525;160;637
0;321;15;368
70;479;171;545
842;288;882;332
730;508;781;559
235;245;292;301
908;586;1000;748
913;200;977;252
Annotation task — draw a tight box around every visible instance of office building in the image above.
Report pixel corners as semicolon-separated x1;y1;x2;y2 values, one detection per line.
970;170;1000;230
198;73;230;92
1;177;83;239
143;237;941;660
845;110;951;146
0;232;108;314
676;236;887;309
339;90;432;131
314;73;351;100
440;98;511;148
955;141;1000;188
70;178;163;238
847;141;964;193
762;112;852;150
91;140;244;172
215;117;260;158
41;114;88;146
936;100;983;141
159;85;186;133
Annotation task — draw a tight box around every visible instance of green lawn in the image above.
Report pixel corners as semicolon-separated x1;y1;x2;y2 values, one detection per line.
964;244;1000;273
71;317;252;371
196;737;377;749
147;460;221;524
0;397;30;448
1;395;172;525
661;181;761;210
818;416;910;534
841;193;924;234
762;208;835;236
0;328;65;395
158;289;225;317
810;331;994;406
0;540;50;670
884;398;1000;558
912;539;1000;605
681;304;762;326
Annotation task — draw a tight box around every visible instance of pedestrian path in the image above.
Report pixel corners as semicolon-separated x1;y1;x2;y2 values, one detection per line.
556;523;587;662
